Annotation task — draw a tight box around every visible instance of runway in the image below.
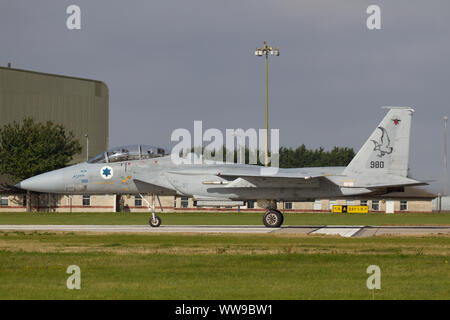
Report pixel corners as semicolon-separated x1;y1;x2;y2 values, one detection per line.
1;224;449;237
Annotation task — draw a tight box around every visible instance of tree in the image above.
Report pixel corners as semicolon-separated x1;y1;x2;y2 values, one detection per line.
0;118;82;210
0;118;82;182
278;145;355;168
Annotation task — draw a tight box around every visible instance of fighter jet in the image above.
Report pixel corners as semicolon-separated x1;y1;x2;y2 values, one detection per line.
16;107;425;227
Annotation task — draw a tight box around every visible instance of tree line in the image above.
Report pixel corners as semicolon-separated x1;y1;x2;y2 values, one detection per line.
191;144;355;168
279;145;355;168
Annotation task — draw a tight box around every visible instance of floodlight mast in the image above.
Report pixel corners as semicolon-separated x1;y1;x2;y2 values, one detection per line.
84;133;89;162
254;41;280;167
444;116;448;195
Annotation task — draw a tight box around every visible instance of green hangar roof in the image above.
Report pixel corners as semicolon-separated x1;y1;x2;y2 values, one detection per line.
0;66;109;164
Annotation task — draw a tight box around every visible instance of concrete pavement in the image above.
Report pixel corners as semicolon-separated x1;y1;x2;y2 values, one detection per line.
0;224;449;237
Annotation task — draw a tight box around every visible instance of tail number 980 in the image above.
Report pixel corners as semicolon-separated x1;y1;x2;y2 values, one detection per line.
370;161;384;168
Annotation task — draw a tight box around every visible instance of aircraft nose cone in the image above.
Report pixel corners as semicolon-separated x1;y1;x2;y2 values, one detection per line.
15;170;65;193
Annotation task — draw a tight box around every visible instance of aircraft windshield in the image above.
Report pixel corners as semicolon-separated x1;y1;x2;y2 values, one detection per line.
87;145;165;163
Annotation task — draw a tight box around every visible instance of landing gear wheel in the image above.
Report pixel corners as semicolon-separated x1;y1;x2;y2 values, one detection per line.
263;210;283;228
275;210;284;226
149;215;162;227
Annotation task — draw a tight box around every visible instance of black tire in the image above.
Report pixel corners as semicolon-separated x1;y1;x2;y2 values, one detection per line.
149;215;162;227
262;210;283;228
274;209;284;225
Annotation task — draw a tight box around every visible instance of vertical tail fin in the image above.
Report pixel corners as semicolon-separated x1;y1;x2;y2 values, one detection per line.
343;107;414;177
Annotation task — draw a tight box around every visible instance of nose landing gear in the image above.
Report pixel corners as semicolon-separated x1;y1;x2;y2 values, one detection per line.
141;193;163;227
149;215;162;227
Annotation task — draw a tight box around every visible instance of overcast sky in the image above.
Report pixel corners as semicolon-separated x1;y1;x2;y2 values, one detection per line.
1;0;449;192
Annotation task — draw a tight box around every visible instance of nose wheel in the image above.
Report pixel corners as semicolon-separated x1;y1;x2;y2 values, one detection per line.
140;193;163;228
149;215;162;228
263;209;284;228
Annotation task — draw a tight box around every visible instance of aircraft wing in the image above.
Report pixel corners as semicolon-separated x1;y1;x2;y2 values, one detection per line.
217;171;326;180
211;166;335;180
166;167;330;189
167;166;426;190
214;170;427;189
213;170;329;189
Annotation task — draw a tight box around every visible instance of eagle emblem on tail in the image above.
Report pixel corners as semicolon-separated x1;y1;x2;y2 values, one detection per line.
371;126;393;157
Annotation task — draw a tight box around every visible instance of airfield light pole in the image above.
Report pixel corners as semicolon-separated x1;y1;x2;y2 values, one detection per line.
444;116;448;195
254;42;280;167
85;133;89;162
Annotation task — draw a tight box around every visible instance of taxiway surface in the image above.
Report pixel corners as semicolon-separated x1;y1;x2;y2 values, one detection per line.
0;225;449;237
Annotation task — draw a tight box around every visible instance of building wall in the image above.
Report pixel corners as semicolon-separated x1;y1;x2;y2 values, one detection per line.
0;66;109;163
0;194;434;213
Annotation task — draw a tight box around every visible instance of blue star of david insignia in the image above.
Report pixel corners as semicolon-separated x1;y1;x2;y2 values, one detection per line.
102;168;111;177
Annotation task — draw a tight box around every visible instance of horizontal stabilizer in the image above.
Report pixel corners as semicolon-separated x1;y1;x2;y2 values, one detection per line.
325;175;427;188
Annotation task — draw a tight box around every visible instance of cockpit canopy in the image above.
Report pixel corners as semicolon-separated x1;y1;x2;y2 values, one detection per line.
87;145;166;164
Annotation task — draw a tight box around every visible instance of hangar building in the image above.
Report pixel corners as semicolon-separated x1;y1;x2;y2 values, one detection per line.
0;65;108;164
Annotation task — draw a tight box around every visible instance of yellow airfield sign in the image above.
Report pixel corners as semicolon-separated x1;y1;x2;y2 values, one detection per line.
332;205;369;213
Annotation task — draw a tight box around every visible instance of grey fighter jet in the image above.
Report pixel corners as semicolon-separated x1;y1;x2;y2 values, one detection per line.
16;107;425;227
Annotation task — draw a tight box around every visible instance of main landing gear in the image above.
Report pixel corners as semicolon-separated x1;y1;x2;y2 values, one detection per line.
262;209;284;228
257;200;284;228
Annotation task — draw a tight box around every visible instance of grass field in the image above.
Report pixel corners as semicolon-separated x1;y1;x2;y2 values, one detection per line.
0;212;448;300
0;231;449;299
0;211;449;226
